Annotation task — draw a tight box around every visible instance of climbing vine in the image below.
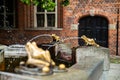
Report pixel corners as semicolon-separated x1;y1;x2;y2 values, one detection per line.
20;0;69;11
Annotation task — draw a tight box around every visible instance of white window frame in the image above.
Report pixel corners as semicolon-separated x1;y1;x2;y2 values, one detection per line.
34;0;57;29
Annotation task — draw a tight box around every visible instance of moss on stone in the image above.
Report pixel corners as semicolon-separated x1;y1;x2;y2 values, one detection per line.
110;57;120;64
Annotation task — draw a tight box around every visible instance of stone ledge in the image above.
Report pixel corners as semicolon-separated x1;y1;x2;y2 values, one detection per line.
76;46;110;71
0;57;104;80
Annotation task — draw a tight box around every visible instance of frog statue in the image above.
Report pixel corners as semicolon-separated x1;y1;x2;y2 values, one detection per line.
81;35;100;47
25;41;55;68
51;34;60;42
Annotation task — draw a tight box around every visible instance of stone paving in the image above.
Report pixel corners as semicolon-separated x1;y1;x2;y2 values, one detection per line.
106;63;120;80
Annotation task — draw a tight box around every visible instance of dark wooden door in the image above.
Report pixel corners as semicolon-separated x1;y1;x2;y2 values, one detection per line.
78;16;108;47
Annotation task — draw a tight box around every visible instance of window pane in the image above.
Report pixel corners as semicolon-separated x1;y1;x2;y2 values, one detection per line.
0;21;3;28
0;0;16;29
5;0;14;13
0;14;4;28
37;14;44;27
0;0;4;5
0;0;4;12
0;8;4;13
47;14;55;27
35;0;57;28
6;15;14;27
37;6;44;12
0;14;4;20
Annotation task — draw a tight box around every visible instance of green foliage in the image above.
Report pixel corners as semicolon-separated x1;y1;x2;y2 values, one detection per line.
61;0;69;6
20;0;69;11
40;0;56;11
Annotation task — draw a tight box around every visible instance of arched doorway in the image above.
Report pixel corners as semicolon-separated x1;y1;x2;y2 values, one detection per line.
78;15;109;47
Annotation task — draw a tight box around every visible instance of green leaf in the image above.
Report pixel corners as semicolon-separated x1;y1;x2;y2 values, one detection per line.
61;0;70;6
20;0;69;11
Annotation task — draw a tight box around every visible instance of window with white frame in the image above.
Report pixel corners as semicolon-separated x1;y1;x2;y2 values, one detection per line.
0;0;16;29
34;0;57;28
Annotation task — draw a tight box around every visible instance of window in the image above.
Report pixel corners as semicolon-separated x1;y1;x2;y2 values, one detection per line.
0;0;17;29
34;0;57;29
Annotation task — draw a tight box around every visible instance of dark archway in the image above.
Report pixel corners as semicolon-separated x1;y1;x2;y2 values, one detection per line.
78;15;109;47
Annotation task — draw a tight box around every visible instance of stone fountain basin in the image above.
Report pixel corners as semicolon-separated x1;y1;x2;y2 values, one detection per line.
0;57;104;80
76;46;110;71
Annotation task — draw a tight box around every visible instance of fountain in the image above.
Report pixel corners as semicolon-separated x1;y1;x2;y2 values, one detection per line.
14;34;68;76
0;34;110;80
14;34;101;75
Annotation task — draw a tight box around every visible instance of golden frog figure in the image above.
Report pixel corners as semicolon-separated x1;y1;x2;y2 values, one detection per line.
25;41;55;68
81;35;99;47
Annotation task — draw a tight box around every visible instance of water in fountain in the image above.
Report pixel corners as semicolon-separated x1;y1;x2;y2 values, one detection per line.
27;34;61;50
60;36;85;47
28;34;52;42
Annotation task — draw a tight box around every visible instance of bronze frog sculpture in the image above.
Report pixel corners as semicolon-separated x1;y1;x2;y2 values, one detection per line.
81;35;99;47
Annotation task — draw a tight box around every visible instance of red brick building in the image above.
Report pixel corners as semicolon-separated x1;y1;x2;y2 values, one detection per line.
0;0;120;55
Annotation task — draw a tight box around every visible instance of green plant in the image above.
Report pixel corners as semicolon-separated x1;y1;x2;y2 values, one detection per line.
20;0;70;11
61;0;69;6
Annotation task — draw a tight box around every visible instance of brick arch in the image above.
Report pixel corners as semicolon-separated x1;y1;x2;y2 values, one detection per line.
72;7;115;25
74;12;111;24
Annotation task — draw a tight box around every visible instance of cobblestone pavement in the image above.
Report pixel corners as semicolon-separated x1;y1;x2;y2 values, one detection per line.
106;63;120;80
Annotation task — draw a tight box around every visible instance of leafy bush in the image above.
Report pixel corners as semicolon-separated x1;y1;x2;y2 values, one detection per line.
20;0;69;11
